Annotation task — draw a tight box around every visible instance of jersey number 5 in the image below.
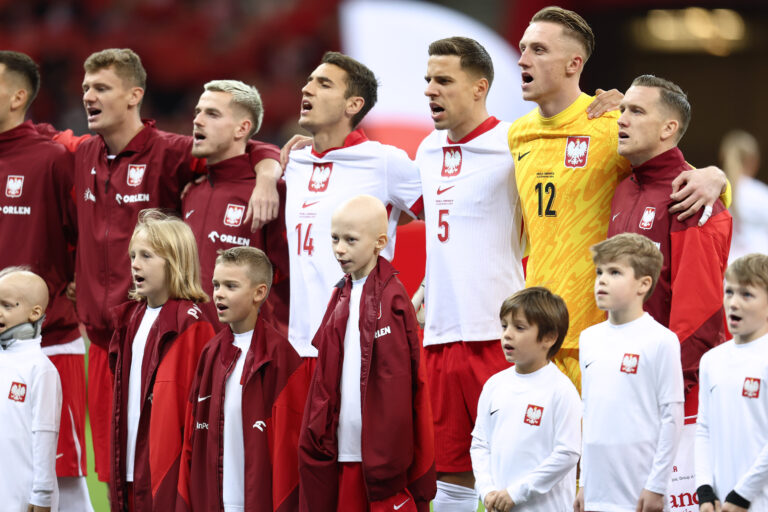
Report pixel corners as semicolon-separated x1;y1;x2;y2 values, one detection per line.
437;209;450;242
535;182;557;217
295;223;315;256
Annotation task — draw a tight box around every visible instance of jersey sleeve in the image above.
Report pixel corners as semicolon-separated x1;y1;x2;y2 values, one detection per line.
470;382;495;502
52;148;78;247
694;354;715;490
733;441;768;503
669;209;731;394
31;364;62;432
385;147;423;217
655;333;685;406
246;140;281;166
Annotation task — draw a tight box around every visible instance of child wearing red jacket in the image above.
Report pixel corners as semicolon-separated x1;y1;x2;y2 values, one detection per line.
108;209;216;511
299;195;436;512
177;246;308;512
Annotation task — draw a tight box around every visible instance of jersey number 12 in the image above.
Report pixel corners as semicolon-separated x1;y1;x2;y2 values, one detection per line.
535;182;557;217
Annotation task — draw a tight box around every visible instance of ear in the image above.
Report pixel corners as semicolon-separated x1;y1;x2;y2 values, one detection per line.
659;118;680;143
473;77;489;101
345;96;365;120
374;232;388;252
27;304;44;323
127;87;145;109
252;283;268;304
9;88;27;112
637;275;653;297
539;331;558;353
234;118;252;141
565;54;584;78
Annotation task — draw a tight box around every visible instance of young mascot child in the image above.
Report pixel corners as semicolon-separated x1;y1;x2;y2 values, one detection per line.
576;233;684;512
695;253;768;512
108;209;216;512
0;268;62;512
176;246;308;512
299;195;436;512
471;287;581;512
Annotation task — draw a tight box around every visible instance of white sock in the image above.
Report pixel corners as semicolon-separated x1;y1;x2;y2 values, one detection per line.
57;476;94;512
432;480;479;512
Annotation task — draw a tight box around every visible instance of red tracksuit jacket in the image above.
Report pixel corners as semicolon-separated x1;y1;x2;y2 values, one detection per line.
176;315;309;512
608;147;732;401
181;152;289;334
0;121;79;346
74;121;202;347
108;299;216;512
299;257;436;511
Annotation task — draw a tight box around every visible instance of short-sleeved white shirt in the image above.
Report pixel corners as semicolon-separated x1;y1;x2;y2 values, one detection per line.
580;313;684;511
284;131;422;357
0;336;62;511
415;118;524;346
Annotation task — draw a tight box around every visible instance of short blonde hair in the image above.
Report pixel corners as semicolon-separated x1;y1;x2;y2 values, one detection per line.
84;48;147;90
591;233;663;301
726;253;768;296
128;209;208;303
215;247;273;294
204;79;263;138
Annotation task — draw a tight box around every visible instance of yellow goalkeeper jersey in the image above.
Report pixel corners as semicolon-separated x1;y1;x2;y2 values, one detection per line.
508;93;631;390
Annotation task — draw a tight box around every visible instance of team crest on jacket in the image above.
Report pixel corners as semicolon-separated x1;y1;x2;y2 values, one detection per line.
639;207;656;230
223;203;245;227
442;147;462;177
8;381;26;402
621;353;639;374
743;377;761;398
524;404;543;426
5;175;23;198
564;136;589;168
309;163;333;192
127;164;146;186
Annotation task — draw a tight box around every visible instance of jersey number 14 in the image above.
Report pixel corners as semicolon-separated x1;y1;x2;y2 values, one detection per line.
295;223;315;255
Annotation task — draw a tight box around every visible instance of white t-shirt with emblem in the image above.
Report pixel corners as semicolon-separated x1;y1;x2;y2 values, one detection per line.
695;334;768;509
471;362;581;511
0;336;62;511
284;133;422;357
580;313;684;511
415;118;525;346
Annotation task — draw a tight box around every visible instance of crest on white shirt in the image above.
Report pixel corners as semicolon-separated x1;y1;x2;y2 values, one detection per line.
8;381;26;402
127;164;146;186
743;377;761;398
309;163;333;192
441;147;462;177
5;175;23;198
620;353;640;374
524;404;543;426
639;207;656;230
565;136;589;168
223;203;245;227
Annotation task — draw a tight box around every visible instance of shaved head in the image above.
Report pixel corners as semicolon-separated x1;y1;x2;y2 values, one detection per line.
0;269;49;333
332;194;389;238
0;270;49;310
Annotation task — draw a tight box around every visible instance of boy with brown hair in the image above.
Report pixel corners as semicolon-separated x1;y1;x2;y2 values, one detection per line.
471;287;580;512
177;246;307;511
299;195;435;511
577;233;684;512
695;253;768;512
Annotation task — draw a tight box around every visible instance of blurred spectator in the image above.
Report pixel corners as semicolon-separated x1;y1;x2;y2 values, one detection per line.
720;130;768;261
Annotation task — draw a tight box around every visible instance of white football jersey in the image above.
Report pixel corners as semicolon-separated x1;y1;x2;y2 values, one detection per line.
415;117;524;346
580;313;684;511
0;337;62;511
284;130;422;356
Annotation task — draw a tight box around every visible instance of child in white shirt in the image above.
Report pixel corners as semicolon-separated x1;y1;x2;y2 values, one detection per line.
471;286;581;512
576;233;684;512
695;253;768;512
0;268;62;512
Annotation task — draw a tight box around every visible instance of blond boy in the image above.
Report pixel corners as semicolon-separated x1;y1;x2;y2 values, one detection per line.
577;233;684;512
0;268;62;512
177;247;307;511
695;254;768;512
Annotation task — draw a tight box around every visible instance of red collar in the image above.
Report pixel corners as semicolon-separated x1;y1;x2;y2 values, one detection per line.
311;128;368;158
446;116;500;145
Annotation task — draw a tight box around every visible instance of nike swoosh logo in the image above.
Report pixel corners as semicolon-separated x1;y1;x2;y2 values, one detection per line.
394;497;411;510
56;453;64;459
517;150;531;161
584;361;595;369
302;201;319;208
185;210;195;219
612;212;621;222
490;408;500;416
197;395;212;402
437;185;454;195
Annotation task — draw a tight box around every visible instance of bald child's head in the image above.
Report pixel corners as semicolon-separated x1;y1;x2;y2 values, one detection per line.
331;195;389;280
0;269;49;334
